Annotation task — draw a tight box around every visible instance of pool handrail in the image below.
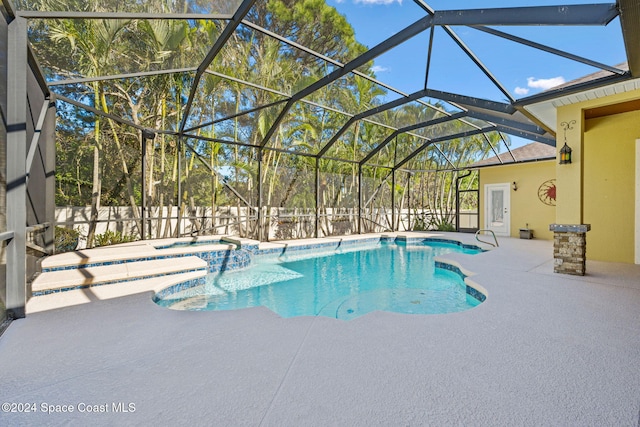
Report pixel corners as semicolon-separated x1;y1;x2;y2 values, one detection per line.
475;229;499;247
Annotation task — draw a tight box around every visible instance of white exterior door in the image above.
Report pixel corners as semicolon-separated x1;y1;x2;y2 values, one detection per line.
485;183;510;236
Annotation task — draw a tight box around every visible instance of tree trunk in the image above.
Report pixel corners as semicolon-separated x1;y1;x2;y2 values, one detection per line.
156;97;166;238
100;92;143;239
87;82;102;248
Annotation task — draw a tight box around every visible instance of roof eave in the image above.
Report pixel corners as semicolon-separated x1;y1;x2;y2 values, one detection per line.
469;156;556;170
513;73;633;107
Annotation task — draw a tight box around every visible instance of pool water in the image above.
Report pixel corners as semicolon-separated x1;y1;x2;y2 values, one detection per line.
155;239;222;249
156;241;485;320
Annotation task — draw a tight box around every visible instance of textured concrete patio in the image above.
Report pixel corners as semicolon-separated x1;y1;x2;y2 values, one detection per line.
1;233;639;426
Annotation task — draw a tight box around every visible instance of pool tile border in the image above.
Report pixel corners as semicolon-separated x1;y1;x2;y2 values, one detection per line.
253;237;382;257
153;239;223;249
154;276;208;301
403;236;485;252
435;260;486;303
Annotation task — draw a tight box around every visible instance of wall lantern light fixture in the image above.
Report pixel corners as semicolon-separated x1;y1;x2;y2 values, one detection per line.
559;120;575;165
512;181;517;191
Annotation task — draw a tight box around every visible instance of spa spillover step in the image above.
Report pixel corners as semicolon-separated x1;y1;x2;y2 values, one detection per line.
32;256;207;296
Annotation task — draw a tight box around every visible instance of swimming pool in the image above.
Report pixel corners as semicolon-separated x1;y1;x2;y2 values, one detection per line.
155;239;486;320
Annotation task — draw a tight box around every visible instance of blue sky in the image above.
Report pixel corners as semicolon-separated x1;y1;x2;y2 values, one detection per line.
327;0;626;104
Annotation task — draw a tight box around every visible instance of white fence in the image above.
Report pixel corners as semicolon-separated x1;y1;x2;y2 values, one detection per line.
56;206;478;249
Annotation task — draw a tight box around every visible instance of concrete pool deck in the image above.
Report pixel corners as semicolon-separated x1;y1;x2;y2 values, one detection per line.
1;232;640;426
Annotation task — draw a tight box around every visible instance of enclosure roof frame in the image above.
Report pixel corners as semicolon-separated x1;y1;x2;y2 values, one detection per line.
15;0;638;168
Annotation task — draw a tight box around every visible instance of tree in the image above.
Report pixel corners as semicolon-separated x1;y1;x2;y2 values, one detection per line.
29;0;508;243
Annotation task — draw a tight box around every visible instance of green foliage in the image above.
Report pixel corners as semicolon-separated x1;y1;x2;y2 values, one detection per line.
411;211;430;231
54;226;80;253
93;230;135;247
436;221;456;232
261;0;367;61
32;0;502;239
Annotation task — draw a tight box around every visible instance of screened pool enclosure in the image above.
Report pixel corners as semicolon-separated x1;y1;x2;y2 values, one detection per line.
2;0;639;318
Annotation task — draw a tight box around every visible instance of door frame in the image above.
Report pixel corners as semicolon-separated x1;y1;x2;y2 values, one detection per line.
484;183;511;237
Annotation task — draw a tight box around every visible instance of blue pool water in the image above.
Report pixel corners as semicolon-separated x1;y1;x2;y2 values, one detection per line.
155;239;222;249
156;240;485;320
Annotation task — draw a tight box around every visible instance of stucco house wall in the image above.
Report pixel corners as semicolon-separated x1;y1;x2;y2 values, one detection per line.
556;88;640;264
479;161;556;240
583;109;639;263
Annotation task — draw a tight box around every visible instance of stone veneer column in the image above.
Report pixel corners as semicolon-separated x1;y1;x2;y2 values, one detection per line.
549;224;591;275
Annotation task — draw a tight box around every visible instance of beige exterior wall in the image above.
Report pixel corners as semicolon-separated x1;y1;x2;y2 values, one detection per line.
479;161;556;240
582;110;639;263
556;88;640;263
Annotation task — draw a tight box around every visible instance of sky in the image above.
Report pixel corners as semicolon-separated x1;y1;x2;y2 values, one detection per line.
325;0;627;147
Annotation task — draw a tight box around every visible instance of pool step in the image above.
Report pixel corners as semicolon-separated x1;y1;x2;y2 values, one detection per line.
41;243;235;272
32;256;207;296
40;244;158;272
27;270;208;314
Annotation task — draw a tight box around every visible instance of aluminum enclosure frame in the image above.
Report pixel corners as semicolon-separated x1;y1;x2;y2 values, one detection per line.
1;0;637;319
